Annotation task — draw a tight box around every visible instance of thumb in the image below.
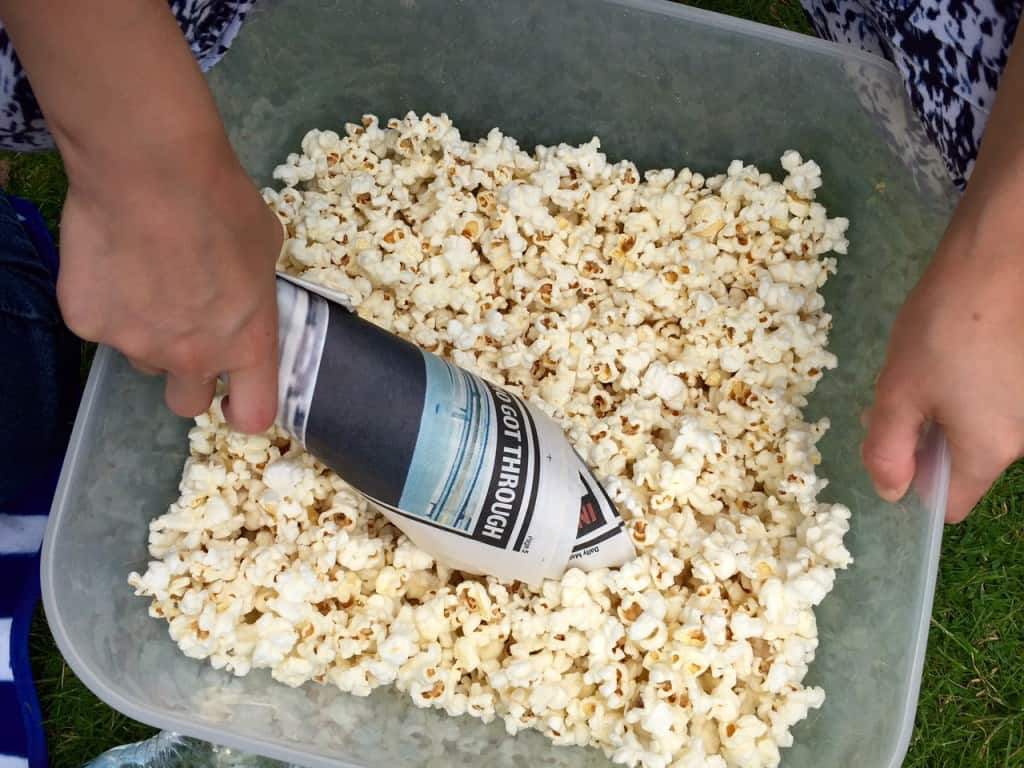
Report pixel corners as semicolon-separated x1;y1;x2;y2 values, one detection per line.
862;387;926;502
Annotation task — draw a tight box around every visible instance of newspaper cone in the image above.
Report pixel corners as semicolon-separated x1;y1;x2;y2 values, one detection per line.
275;276;636;582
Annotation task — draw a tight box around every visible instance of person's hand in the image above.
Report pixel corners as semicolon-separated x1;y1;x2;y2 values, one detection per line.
863;192;1024;522
0;0;283;433
56;133;283;433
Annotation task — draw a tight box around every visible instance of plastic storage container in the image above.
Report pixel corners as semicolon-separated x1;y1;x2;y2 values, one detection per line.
42;1;954;766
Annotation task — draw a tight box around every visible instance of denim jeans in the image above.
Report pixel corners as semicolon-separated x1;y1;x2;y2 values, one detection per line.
0;192;78;504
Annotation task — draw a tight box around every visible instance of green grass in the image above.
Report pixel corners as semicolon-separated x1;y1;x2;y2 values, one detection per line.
0;150;67;237
679;0;813;33
908;464;1024;768
7;1;1023;766
28;611;158;765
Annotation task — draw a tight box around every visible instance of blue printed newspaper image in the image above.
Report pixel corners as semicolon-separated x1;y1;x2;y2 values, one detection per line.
399;352;497;532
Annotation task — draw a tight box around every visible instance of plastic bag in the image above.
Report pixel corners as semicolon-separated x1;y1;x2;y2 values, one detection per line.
274;276;635;582
84;732;293;768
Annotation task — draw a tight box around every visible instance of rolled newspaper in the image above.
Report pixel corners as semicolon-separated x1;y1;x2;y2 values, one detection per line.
275;276;636;582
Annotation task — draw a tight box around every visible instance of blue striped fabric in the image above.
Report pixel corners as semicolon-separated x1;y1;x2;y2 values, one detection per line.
0;461;58;768
1;196;74;768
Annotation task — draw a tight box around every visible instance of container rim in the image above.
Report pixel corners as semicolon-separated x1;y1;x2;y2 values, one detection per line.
41;3;942;766
885;426;949;768
601;0;898;72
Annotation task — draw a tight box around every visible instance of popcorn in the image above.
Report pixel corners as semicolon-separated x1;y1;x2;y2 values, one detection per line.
131;113;852;768
252;614;299;669
627;611;668;652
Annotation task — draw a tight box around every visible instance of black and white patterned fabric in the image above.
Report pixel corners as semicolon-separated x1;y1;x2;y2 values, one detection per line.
0;0;254;152
802;0;1023;189
0;1;1019;190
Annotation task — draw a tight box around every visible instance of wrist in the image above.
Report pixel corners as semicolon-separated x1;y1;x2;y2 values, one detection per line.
921;190;1024;335
61;124;240;197
937;166;1024;272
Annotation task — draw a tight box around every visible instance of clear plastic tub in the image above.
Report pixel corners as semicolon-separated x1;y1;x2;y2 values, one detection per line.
42;1;954;766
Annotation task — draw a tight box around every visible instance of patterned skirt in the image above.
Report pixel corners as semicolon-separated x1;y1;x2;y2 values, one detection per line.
0;1;253;151
0;1;1020;190
802;0;1023;189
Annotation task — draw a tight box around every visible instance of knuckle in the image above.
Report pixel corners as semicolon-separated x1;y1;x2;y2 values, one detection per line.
128;357;160;376
990;440;1021;471
168;340;215;379
231;342;263;371
164;391;194;418
956;431;1022;477
873;368;909;404
235;329;277;370
165;379;215;419
170;358;205;379
114;334;161;367
57;293;102;340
